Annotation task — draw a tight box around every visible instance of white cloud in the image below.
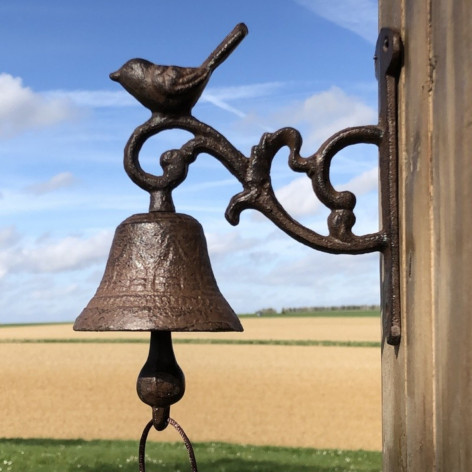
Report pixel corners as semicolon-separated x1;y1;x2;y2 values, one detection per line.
206;230;256;257
283;86;376;150
201;94;246;118
23;231;113;273
25;172;77;195
275;166;378;217
203;82;283;103
202;82;284;118
0;73;79;138
294;0;378;44
275;177;321;216
45;89;136;108
0;226;20;249
213;230;381;313
30;283;81;301
337;166;378;194
0;229;113;278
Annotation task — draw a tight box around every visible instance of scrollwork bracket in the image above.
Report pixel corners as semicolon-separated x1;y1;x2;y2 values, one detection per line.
111;24;403;345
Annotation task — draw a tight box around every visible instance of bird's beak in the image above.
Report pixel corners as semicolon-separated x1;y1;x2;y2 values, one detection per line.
109;70;120;82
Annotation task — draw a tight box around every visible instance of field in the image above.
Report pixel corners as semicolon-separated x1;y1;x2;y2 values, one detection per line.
0;315;382;454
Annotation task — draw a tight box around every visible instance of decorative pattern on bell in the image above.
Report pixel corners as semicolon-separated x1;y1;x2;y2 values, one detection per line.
74;212;242;332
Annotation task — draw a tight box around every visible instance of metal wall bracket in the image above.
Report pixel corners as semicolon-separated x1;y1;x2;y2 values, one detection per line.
110;24;403;345
376;28;402;346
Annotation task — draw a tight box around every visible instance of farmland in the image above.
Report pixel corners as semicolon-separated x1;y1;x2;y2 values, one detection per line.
0;315;382;452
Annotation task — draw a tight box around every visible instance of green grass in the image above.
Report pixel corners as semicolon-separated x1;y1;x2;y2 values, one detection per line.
174;338;380;348
0;438;381;471
0;322;72;328
0;338;380;348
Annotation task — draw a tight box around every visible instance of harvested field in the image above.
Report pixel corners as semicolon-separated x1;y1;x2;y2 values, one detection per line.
0;319;381;451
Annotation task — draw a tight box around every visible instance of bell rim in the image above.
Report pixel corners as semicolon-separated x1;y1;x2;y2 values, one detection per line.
73;307;244;332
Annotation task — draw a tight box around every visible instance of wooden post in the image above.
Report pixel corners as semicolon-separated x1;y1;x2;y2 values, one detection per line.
380;0;472;470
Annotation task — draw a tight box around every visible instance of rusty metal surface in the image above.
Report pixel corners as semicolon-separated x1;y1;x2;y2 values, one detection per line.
74;212;243;332
110;23;247;116
375;28;402;346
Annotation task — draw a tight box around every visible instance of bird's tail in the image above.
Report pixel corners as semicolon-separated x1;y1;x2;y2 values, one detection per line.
202;23;248;72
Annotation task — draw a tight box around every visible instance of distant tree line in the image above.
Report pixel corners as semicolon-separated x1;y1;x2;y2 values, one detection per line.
255;305;380;316
281;304;380;313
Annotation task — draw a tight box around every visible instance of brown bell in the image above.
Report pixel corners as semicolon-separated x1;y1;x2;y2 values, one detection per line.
74;211;242;332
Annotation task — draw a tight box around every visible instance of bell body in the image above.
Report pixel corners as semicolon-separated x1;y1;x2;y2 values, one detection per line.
74;212;242;332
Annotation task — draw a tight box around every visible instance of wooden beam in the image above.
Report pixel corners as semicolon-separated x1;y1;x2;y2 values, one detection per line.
379;0;472;470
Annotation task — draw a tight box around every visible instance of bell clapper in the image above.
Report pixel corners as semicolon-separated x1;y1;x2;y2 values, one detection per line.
136;331;185;431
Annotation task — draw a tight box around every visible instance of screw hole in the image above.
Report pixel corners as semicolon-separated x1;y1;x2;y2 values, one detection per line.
383;37;389;52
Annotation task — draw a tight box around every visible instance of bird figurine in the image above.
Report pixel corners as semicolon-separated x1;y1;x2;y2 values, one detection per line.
110;23;248;115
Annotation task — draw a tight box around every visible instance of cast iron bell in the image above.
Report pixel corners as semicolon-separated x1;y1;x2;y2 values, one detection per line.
74;211;242;332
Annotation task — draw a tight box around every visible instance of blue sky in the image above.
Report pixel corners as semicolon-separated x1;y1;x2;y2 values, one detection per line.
0;0;380;324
